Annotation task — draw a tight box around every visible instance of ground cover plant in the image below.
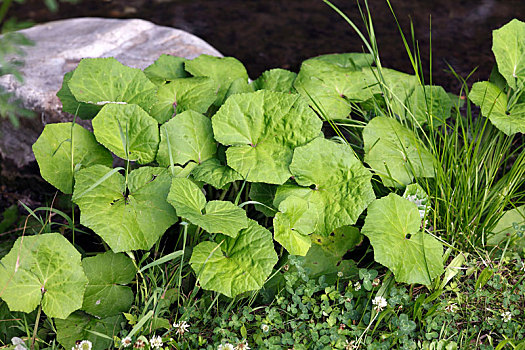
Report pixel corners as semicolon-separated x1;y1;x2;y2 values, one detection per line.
0;4;524;349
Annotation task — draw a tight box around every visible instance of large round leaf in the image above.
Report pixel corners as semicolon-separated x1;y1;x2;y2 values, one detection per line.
252;68;297;93
363;116;435;187
287;137;375;235
469;81;525;135
212;90;322;184
191;158;243;189
32;123;113;194
157;110;217;167
92;103;160;164
0;233;87;319
57;71;102;119
81;252;136;318
184;54;249;106
73;165;177;252
492;19;525;90
167;178;247;238
362;193;444;285
55;311;123;350
190;219;278;298
392;85;452;125
67;57;157;115
143;54;189;86
273;195;319;256
488;205;525;251
150;77;218;123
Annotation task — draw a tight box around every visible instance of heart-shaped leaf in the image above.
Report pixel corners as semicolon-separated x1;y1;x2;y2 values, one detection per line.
157;110;217;167
362;193;444;285
92;104;160;164
167;178;247;238
273;195;319;256
392;84;452;125
55;311;122;350
492;19;525;90
249;183;277;217
57;72;102;119
469;81;525;135
150;77;218;123
363;116;435;187
67;57;157;115
73;165;177;252
212;90;322;184
144;54;189;85
252;68;297;93
285;137;375;235
32;123;113;194
184;55;249;106
81;252;136;318
190;219;278;297
191;158;243;189
0;233;87;319
488;205;525;250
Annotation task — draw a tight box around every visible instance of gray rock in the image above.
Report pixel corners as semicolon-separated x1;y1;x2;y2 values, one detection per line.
0;17;222;168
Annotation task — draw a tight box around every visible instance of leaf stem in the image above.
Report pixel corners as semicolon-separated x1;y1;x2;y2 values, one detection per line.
178;221;188;308
30;303;42;350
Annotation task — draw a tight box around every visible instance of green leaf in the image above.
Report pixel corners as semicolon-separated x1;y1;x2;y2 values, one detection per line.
293;56;375;119
362;193;444;285
157;110;217;167
190;219;278;297
191;158;243;189
252;68;297;93
307;53;373;69
394;85;452;125
212;90;322;184
81;252;136;318
469;81;525;135
67;57;157;113
184;54;249;106
286;137;375;235
55;311;122;350
225;77;254;99
32;123;113;194
0;233;88;318
273;195;318;256
488;205;525;250
167;178;248;238
57;71;102;119
492;19;525;90
143;54;189;85
92;104;160;164
363;116;435;187
299;226;361;280
249;183;277;217
150;77;218;123
73;165;177;252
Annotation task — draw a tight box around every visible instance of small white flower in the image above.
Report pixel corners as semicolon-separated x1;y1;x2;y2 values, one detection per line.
337;271;344;277
345;339;357;350
149;335;163;349
502;311;512;322
173;320;190;336
218;343;235;350
11;337;27;350
235;340;250;350
121;336;132;348
353;281;361;291
445;304;458;313
372;296;388;312
261;323;270;333
72;340;92;350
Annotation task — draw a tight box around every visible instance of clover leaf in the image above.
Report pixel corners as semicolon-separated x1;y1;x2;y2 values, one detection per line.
32;122;113;194
285;137;375;235
0;233;88;319
81;252;136;318
156;110;217;167
492;19;525;90
55;311;122;350
143;54;189;85
469;81;525;135
67;57;156;115
362;193;444;285
212;90;322;184
92;103;160;164
167;178;247;238
190;219;278;297
73;165;177;252
363;116;434;187
150;77;218;123
184;55;249;106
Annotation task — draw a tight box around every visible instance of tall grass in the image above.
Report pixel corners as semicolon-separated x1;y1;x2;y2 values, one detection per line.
323;0;525;252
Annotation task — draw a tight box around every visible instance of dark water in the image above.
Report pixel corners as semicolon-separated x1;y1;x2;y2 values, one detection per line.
10;0;525;93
